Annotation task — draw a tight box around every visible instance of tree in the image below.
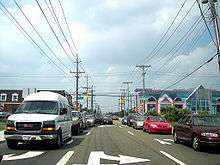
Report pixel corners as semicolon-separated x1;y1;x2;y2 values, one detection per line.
144;111;159;116
161;106;190;122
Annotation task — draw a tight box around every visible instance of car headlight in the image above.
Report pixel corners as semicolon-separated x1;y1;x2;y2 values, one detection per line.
150;124;157;128
6;120;15;131
42;120;55;131
201;133;218;138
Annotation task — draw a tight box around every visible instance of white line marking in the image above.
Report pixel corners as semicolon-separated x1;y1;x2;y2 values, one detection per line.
86;131;91;136
119;126;123;128
163;139;174;142
154;138;171;145
128;131;134;136
2;151;44;161
66;139;74;145
56;151;74;165
160;151;186;165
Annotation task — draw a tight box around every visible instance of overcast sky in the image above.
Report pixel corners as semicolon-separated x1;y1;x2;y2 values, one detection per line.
0;0;219;112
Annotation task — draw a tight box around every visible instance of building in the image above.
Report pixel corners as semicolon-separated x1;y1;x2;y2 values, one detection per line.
134;85;220;114
0;90;23;113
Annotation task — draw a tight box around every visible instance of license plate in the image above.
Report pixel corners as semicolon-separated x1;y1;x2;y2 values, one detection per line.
23;135;31;140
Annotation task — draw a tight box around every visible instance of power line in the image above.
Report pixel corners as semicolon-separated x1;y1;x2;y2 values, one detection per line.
142;1;196;65
162;53;218;91
0;1;72;80
13;0;71;71
35;0;75;67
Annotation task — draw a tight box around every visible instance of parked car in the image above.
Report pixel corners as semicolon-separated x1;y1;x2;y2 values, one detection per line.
0;111;11;118
127;114;136;127
173;115;220;151
133;116;144;129
103;115;113;125
95;114;104;124
86;114;96;127
122;116;127;125
143;116;172;134
71;111;83;135
112;115;119;120
4;91;72;149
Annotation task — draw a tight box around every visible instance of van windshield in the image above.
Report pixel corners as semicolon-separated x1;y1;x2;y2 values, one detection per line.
15;101;58;115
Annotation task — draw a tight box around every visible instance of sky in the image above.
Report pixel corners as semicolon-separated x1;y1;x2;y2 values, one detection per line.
0;0;220;112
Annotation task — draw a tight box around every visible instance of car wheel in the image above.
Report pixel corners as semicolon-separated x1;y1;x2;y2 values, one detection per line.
192;136;200;151
6;140;18;149
148;127;151;134
54;131;62;149
143;127;146;132
173;132;180;144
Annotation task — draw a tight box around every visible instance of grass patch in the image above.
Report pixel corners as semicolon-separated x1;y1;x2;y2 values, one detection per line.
0;120;6;131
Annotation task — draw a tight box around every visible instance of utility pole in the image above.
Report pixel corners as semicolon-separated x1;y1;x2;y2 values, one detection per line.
123;82;133;112
201;0;220;71
85;74;89;109
136;65;151;112
120;89;126;116
70;55;85;111
91;85;94;112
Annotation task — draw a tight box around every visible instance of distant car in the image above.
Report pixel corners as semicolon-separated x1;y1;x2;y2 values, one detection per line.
127;114;136;127
173;115;220;151
103;116;113;125
71;111;83;135
133;116;144;129
95;115;104;124
0;111;11;118
86;114;96;127
122;116;127;125
143;116;172;134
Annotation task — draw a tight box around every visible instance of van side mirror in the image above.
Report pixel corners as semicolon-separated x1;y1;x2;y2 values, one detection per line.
60;108;67;115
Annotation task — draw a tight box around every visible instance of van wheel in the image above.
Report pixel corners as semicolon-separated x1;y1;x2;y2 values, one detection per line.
55;131;62;149
192;136;200;151
173;132;180;144
6;140;18;149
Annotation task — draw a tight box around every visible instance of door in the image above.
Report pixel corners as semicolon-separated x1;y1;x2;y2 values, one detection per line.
182;116;193;141
175;116;187;140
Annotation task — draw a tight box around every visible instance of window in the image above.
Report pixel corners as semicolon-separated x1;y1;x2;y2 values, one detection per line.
12;93;19;102
0;93;7;101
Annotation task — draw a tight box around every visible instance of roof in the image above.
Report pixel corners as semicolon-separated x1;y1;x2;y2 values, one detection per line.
24;91;68;103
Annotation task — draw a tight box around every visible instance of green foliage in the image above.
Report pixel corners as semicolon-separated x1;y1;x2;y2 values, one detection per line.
198;110;209;116
161;106;191;122
144;111;159;116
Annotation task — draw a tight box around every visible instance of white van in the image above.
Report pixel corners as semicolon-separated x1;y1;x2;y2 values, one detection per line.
4;91;72;149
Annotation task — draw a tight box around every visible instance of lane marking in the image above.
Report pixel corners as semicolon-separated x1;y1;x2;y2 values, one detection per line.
56;151;74;165
128;131;134;136
163;139;174;142
66;139;74;145
154;138;171;145
2;151;45;161
86;131;91;136
160;151;186;165
119;126;123;128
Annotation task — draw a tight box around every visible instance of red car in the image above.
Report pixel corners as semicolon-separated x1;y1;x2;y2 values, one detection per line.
143;116;172;134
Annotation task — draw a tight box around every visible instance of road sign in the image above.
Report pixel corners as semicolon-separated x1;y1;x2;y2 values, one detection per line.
87;151;150;164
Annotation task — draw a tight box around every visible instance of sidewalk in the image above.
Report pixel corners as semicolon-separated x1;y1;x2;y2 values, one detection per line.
0;130;5;142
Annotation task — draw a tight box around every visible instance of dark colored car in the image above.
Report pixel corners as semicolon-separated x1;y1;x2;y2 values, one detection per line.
0;111;11;118
95;115;104;124
122;116;127;125
127;114;136;127
173;115;220;151
103;116;113;125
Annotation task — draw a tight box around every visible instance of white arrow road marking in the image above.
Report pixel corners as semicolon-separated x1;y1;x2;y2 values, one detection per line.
119;126;123;128
2;151;45;161
87;151;150;165
98;125;115;128
86;131;91;136
66;139;74;145
127;131;134;136
154;138;172;145
56;151;74;165
163;139;174;142
160;151;186;165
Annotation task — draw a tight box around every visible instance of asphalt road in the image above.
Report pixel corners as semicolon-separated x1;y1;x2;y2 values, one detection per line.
0;121;220;165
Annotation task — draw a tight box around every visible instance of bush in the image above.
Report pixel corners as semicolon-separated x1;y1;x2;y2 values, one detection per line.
144;111;159;116
161;106;190;122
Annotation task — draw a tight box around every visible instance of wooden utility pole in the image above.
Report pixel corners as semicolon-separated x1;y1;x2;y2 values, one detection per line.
136;65;151;112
